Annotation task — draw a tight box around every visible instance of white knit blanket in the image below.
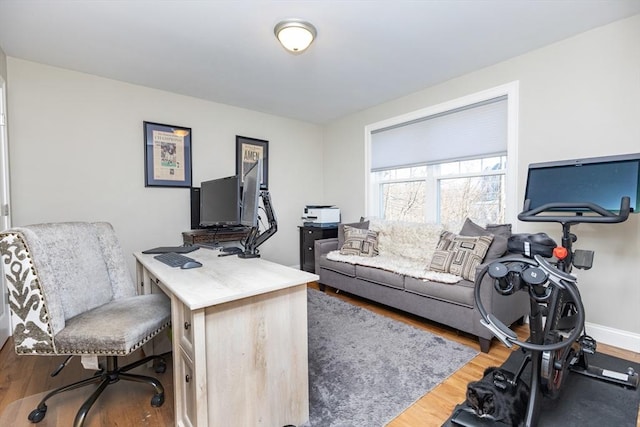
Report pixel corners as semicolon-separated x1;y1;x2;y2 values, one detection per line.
327;219;463;284
326;251;462;284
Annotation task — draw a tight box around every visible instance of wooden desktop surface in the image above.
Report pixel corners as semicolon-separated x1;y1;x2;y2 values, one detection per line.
134;248;319;310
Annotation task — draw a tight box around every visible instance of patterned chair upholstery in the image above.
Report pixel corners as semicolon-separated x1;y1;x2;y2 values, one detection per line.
0;222;171;427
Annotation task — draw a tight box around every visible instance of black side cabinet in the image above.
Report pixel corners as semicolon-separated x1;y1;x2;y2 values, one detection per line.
299;225;338;273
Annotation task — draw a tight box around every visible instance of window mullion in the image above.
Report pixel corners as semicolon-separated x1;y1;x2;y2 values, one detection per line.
426;165;437;223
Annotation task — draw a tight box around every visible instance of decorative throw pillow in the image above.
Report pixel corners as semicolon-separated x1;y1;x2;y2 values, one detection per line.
337;220;370;248
339;225;379;257
459;218;509;261
485;223;512;238
429;231;493;281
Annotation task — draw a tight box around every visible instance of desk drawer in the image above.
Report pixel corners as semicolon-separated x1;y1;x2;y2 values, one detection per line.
136;265;162;295
175;348;197;427
175;301;194;358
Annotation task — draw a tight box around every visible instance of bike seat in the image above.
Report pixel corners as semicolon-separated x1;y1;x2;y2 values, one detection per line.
529;232;556;246
508;233;556;258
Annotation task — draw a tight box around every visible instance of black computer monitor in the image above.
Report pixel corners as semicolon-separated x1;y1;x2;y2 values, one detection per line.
199;175;240;227
240;160;262;227
523;153;640;213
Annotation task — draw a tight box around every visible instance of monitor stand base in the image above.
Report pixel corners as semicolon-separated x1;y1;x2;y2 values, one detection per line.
238;252;260;259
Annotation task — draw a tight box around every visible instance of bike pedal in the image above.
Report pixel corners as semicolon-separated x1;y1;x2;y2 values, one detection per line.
579;335;597;354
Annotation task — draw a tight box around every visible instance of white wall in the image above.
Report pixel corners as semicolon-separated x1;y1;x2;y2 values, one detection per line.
323;15;640;345
6;59;324;270
0;47;6;80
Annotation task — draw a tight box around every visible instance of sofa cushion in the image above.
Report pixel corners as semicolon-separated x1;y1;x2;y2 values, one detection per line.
355;265;404;289
340;225;379;257
429;231;493;281
337;220;370;248
404;276;475;307
326;252;462;283
318;255;356;277
459;218;509;261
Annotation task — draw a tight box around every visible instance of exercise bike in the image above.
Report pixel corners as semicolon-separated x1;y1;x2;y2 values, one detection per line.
451;196;638;427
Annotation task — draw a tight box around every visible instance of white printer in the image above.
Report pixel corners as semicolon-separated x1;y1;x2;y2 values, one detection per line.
302;205;341;227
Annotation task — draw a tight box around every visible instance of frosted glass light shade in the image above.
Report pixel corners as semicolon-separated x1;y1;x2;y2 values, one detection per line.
274;20;317;53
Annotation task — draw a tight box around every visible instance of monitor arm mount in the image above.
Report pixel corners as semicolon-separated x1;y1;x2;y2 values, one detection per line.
239;190;278;259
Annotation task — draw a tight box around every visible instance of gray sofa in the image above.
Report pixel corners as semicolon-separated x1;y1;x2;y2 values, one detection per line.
314;219;530;353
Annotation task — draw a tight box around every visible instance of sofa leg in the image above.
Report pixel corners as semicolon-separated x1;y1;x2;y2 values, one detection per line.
318;283;326;292
515;315;526;326
479;337;491;353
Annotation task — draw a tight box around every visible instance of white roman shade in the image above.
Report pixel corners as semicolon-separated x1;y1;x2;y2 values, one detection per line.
371;96;507;171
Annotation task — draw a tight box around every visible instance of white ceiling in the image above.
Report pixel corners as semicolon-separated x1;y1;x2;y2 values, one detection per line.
1;0;639;124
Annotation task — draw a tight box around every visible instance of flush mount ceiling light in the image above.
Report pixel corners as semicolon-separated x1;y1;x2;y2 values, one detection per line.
274;19;317;53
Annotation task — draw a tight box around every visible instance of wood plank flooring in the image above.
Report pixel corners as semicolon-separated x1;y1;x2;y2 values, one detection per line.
0;282;638;426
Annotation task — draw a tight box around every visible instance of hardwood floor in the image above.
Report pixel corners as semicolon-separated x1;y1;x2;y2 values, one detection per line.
0;342;175;426
1;283;638;426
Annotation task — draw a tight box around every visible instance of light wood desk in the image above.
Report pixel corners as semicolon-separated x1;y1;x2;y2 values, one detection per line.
134;249;318;427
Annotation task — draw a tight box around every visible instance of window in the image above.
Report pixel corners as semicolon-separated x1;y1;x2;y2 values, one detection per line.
371;155;506;228
380;178;426;222
366;83;518;228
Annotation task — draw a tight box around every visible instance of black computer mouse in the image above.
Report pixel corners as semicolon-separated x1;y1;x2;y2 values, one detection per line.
181;261;202;269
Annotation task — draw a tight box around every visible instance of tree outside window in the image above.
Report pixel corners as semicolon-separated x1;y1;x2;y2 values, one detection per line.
373;156;506;227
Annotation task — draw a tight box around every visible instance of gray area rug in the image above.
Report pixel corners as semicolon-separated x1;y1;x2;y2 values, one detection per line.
305;289;478;427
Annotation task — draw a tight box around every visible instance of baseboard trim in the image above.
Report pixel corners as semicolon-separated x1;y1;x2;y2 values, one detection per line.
585;322;640;353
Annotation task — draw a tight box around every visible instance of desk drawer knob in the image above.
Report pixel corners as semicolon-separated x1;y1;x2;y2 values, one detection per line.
185;374;190;383
184;321;191;330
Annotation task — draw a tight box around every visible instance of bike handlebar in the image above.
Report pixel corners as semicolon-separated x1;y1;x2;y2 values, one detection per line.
518;196;630;224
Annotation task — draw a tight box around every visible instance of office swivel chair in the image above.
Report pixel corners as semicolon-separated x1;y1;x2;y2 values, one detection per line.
0;222;171;427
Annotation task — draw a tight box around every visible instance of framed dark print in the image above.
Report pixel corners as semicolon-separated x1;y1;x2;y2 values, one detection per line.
144;121;192;187
236;136;268;189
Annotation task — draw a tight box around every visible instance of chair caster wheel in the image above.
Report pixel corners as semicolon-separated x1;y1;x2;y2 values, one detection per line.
154;359;167;374
28;405;47;423
151;393;165;407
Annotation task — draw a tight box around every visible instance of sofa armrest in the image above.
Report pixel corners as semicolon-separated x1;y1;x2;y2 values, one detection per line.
473;260;530;336
315;237;338;256
314;238;338;274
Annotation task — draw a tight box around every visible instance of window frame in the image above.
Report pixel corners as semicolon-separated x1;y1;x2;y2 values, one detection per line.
364;82;519;225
